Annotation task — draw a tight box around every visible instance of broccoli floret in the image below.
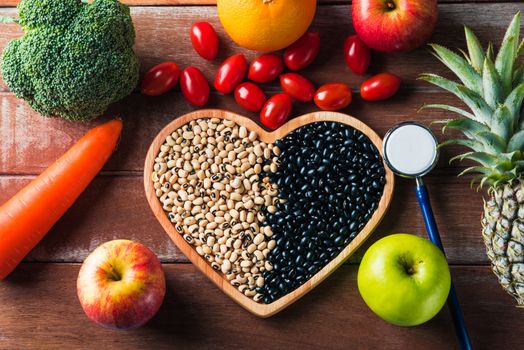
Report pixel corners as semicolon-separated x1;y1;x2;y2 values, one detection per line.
18;0;83;29
1;0;139;121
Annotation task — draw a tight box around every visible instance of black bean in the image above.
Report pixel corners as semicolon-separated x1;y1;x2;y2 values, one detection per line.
261;122;386;303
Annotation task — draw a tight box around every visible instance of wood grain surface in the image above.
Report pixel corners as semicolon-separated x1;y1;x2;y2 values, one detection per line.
0;264;519;350
0;0;523;348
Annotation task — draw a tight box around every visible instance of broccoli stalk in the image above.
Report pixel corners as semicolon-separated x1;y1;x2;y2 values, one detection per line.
1;0;140;121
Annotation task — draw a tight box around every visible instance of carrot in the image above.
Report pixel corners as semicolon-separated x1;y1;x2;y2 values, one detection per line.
0;119;123;280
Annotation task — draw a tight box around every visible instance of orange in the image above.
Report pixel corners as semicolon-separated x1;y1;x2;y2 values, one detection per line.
217;0;317;52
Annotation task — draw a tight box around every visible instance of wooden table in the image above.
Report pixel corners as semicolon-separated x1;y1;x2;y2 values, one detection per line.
0;1;523;349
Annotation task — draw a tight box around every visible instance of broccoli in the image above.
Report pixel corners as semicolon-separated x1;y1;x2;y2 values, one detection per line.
1;0;140;121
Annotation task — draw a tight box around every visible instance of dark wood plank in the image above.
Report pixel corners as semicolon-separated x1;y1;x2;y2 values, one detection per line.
0;173;487;264
0;263;520;349
1;3;523;93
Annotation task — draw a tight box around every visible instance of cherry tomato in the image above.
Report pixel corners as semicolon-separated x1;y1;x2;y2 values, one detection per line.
314;83;352;111
214;54;248;94
248;54;284;83
344;35;371;76
360;73;401;101
190;22;219;61
279;73;315;102
234;82;267;112
180;66;210;107
141;61;180;96
284;32;321;71
260;94;292;130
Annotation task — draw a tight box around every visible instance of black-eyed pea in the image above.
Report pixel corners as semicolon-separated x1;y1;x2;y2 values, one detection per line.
247;244;257;254
210;262;220;271
253;233;264;245
196;246;205;256
233;239;242;249
254;250;264;261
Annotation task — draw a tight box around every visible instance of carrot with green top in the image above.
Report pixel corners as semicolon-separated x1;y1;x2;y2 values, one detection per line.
0;119;123;280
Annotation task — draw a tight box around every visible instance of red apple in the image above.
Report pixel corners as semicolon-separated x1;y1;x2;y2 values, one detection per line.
77;240;166;330
352;0;438;53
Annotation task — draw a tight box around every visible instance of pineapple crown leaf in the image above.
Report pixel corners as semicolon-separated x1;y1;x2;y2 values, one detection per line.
422;12;524;186
429;43;483;95
495;36;517;95
464;25;485;72
517;37;524;59
512;62;524;86
495;12;520;93
455;85;494;125
513;160;524;171
486;42;495;62
482;57;503;109
503;83;524;128
439;138;484;153
458;166;494;177
419;74;493;124
476;130;507;153
458;48;472;66
519;107;524;130
421;104;476;120
491;104;513;141
507;130;524;152
471;175;489;190
439;118;489;139
451;151;500;168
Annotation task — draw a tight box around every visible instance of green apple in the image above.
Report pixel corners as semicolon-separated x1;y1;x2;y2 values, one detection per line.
357;234;451;326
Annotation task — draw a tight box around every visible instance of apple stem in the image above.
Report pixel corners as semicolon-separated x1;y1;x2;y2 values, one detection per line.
386;0;396;10
107;265;122;281
398;256;417;275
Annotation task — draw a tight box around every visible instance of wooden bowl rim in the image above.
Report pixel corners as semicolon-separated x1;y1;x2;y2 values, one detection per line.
144;109;395;317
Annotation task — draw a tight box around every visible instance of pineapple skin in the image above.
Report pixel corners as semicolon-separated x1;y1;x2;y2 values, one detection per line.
482;181;524;306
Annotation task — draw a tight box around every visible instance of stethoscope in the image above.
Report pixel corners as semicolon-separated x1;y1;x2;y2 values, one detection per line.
383;122;473;350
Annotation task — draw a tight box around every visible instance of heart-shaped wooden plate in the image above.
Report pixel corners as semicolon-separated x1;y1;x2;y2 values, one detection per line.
144;109;394;317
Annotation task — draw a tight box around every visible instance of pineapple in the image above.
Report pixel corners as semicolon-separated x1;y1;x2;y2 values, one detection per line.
420;12;524;306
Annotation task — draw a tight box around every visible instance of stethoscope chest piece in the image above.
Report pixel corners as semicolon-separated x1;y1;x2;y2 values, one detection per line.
382;122;439;179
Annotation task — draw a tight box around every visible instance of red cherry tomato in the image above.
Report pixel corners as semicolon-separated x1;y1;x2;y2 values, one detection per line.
141;61;180;96
360;73;400;101
360;73;401;101
260;94;292;130
314;83;352;111
344;35;371;75
284;32;321;71
214;54;248;94
279;73;315;102
234;82;267;112
180;66;210;107
190;22;219;61
248;54;284;83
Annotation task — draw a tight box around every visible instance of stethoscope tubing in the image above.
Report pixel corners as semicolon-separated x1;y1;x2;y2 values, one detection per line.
415;178;473;350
